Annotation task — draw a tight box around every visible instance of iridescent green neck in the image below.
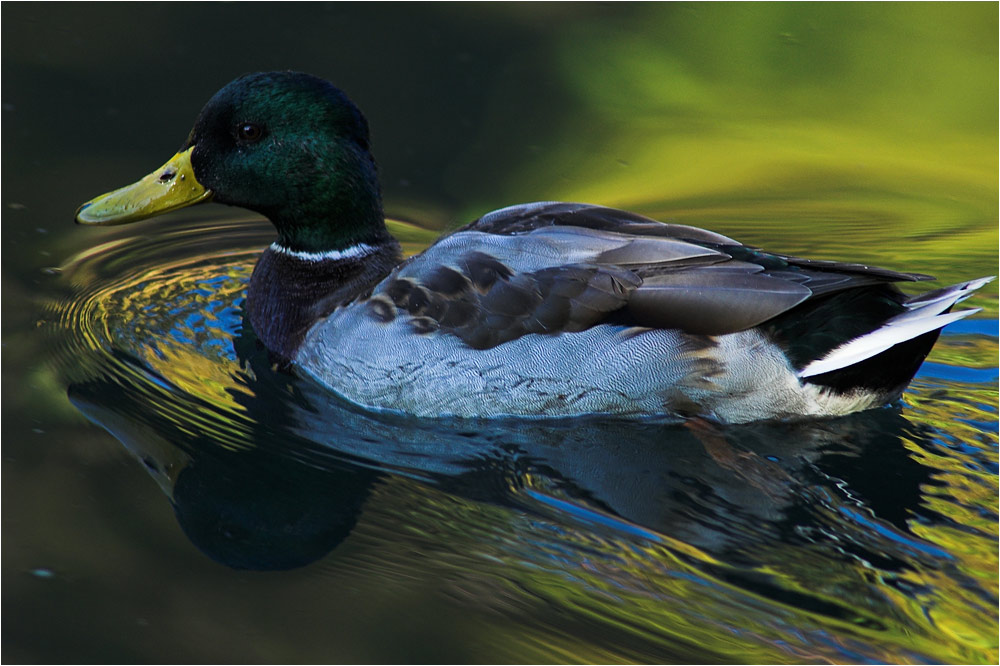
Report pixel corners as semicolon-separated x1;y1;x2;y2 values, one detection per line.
268;148;390;254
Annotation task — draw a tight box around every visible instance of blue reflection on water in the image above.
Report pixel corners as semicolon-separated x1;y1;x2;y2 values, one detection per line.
837;505;953;560
917;362;999;383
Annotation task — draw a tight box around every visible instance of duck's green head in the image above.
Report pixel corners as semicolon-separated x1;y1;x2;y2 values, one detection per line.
76;71;388;252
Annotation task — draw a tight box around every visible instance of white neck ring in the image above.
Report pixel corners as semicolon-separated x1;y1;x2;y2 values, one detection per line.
269;242;377;262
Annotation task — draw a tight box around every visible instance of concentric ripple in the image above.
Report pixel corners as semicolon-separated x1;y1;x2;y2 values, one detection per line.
43;216;273;450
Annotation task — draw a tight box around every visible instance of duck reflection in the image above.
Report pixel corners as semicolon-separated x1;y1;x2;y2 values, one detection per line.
67;332;938;577
69;373;378;571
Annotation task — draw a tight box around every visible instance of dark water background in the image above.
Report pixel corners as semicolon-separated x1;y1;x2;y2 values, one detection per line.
3;3;997;663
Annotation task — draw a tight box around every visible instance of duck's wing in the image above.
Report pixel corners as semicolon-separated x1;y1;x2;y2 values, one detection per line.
367;202;932;349
464;201;741;245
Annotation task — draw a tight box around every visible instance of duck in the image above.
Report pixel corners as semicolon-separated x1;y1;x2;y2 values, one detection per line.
75;71;990;423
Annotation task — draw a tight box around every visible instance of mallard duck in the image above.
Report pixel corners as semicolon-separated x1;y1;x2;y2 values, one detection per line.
75;71;990;422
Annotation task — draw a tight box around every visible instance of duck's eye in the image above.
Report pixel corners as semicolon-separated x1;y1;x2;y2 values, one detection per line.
236;122;264;143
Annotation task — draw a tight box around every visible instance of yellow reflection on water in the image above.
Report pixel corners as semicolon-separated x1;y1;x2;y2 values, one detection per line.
463;3;997;315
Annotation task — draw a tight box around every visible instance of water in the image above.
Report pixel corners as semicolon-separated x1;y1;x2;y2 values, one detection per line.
4;3;997;663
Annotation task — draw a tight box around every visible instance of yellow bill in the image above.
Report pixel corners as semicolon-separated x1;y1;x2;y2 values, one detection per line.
75;146;213;225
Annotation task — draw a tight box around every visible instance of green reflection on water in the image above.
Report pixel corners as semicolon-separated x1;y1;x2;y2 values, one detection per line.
488;3;997;305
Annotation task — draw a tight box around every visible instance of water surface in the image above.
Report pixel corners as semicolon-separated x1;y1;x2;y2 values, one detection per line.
4;3;997;663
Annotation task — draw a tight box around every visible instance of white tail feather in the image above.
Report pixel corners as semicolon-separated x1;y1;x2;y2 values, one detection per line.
798;308;979;378
799;277;993;379
903;276;994;309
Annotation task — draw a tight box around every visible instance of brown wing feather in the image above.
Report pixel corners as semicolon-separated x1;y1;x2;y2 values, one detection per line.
380;256;641;349
366;202;937;348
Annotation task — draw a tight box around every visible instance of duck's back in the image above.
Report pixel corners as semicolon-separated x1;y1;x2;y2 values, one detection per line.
294;202;986;421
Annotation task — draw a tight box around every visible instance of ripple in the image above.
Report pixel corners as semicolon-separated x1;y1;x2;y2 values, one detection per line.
44;216;272;450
